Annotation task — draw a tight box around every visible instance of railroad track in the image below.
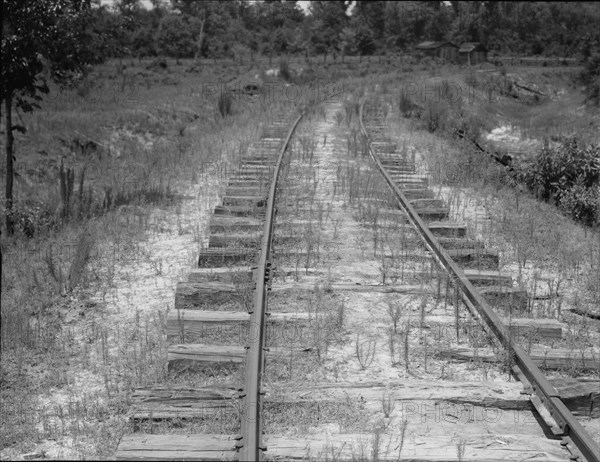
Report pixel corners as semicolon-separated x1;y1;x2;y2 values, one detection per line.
116;93;599;461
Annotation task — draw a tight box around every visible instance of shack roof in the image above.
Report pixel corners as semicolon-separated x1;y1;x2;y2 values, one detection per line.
415;41;457;50
459;42;487;53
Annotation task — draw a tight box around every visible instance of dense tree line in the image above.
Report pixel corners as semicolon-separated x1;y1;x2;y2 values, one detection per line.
87;1;600;60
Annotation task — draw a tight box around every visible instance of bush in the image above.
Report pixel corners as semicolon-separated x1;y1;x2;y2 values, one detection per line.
424;100;447;133
218;92;233;117
559;181;600;226
514;137;600;226
279;59;291;82
448;111;486;142
398;92;421;118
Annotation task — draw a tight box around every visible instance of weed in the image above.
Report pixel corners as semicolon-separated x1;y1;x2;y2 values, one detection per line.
381;390;395;418
66;228;96;293
403;320;411;372
60;160;76;220
398;419;408;459
456;439;466;461
355;333;376;370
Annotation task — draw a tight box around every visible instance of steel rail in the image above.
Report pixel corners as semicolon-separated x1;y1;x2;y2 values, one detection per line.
237;110;303;461
238;90;344;460
359;101;600;462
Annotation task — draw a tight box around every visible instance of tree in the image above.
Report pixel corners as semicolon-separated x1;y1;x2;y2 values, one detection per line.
340;27;358;58
308;1;349;59
354;21;377;57
353;1;386;45
1;0;102;234
156;14;197;58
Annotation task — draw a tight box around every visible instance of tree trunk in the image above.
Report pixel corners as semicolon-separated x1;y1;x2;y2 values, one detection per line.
5;91;15;235
195;18;205;65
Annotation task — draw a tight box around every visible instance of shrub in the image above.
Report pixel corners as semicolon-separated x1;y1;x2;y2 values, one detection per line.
425;100;447;133
559;181;600;226
218;91;233;117
514;137;600;226
448;111;485;143
398;92;417;117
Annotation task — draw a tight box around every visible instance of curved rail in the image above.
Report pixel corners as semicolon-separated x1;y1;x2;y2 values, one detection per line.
239;90;344;460
238;111;303;461
358;101;600;462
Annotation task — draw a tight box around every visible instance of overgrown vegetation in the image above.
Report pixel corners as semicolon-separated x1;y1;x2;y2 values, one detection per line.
514;138;600;226
2;0;600;458
396;69;599;227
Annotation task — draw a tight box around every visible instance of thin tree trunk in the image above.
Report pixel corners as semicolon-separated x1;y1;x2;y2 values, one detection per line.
195;18;205;64
5;91;15;234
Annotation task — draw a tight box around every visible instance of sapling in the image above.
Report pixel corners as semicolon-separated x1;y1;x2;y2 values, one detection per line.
388;328;400;366
403;320;411;372
385;297;408;334
397;419;408;460
355;333;376;370
419;296;427;333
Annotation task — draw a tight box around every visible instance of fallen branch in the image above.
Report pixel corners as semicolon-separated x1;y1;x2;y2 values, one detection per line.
513;82;546;97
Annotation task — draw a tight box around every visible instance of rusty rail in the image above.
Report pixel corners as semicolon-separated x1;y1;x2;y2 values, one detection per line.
359;101;600;462
237;88;343;460
237;111;302;460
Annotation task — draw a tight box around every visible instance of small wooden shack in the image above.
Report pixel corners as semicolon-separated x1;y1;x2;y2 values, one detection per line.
415;41;458;62
459;42;488;65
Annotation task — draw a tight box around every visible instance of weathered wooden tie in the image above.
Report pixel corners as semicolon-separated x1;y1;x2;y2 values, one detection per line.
187;266;255;283
213;204;265;218
439;346;600;370
479;286;529;311
409;198;446;209
116;432;569;461
197;248;257;267
401;188;436;199
167;310;311;338
446;248;499;270
462;269;513;287
424;315;563;340
209;217;263;233
168;344;313;365
428;221;467;237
